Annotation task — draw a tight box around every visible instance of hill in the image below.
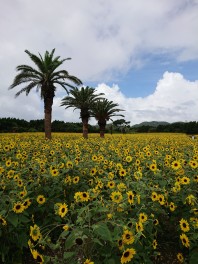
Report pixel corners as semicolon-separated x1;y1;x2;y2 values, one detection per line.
132;121;170;128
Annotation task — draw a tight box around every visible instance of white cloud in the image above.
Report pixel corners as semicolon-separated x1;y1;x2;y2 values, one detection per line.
0;1;198;125
1;72;197;125
0;0;198;82
95;72;198;125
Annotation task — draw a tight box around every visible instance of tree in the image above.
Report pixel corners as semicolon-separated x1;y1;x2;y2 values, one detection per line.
60;86;104;138
90;99;125;138
9;49;82;139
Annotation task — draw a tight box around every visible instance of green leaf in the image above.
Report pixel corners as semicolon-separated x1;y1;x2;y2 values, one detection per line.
19;215;30;223
92;223;112;242
190;249;198;264
63;251;75;259
93;238;104;246
64;232;76;250
7;213;18;227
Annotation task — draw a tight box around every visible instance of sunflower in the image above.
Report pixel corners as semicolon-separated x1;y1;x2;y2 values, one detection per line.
31;249;44;263
116;163;123;170
158;194;165;205
107;213;113;220
74;192;82;202
177;253;184;263
181;176;190;185
65;175;72;184
189;160;198;169
150;163;157;172
107;181;115;189
66;161;73;169
83;259;94;264
73;176;80;184
0;166;4;174
19;189;27;198
117;183;126;192
171;160;181;170
139;213;148;223
108;172;114;180
151;192;158;202
17;179;23;187
110;191;123;203
194;175;198;182
134;171;142;180
5;160;12;167
50;150;55;156
30;224;42;241
153;219;159;225
0;215;7;226
13;202;25;213
153;239;158;249
118;239;124;250
121;248;136;264
180;233;190;248
23;198;31;209
179;219;190;232
169;202;177;212
37;195;46;205
127;191;134;205
122;230;134;245
7;170;15;178
119;168;127;177
146;151;152;157
126;155;132;162
135;159;141;166
63;224;69;231
136;194;141;204
80;192;90;202
58;203;68;218
136;221;144;232
190;217;198;228
185;194;196;206
90;167;97;176
51;168;59;177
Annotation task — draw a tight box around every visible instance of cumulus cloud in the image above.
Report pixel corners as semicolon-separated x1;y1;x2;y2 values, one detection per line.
0;0;198;82
95;72;198;125
0;1;198;125
2;71;195;126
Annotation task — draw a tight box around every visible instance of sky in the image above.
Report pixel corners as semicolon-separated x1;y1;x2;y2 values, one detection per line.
0;0;198;126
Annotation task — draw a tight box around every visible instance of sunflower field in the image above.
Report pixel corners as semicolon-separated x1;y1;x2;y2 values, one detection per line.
0;133;197;264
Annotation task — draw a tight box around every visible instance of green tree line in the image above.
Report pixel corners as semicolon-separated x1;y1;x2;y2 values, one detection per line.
132;121;198;134
1;118;198;134
0;118;98;133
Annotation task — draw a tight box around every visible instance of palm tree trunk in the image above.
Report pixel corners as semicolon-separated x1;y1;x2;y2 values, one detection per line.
99;120;106;138
44;97;53;139
82;118;89;139
99;126;105;138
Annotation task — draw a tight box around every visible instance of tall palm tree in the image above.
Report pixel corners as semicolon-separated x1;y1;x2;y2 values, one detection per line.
9;49;82;139
90;99;125;138
60;86;104;139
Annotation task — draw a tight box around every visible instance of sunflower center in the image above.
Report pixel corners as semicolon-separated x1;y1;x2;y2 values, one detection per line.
124;251;130;257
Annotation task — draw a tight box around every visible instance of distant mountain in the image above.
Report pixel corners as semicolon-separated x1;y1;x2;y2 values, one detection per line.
132;121;170;128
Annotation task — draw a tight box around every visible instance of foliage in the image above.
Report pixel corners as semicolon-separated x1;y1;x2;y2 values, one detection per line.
60;86;104;138
8;49;82;139
0;133;198;263
90;99;125;137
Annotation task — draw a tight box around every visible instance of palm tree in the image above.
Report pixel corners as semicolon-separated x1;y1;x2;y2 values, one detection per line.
90;99;125;138
9;49;82;139
60;86;104;139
